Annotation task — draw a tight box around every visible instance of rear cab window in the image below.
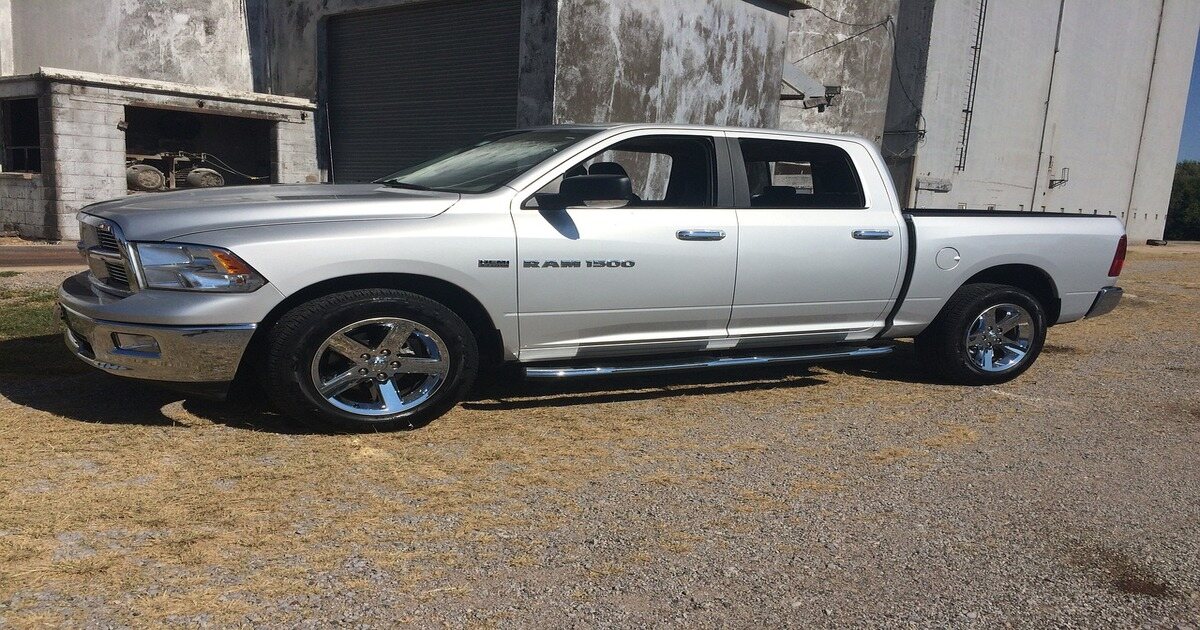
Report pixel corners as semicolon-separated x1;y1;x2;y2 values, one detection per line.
736;138;866;209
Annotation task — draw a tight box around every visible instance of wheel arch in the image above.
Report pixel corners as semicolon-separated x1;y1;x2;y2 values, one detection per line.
232;273;504;393
957;264;1060;324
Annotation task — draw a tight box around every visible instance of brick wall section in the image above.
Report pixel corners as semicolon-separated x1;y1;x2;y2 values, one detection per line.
0;174;49;238
46;84;128;240
273;117;320;184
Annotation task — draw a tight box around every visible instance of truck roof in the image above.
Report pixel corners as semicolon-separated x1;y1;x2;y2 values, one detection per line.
524;123;869;144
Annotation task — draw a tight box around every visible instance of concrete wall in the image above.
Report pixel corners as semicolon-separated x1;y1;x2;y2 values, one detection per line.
552;0;790;127
896;0;1200;242
7;0;254;92
780;0;899;144
273;117;320;184
0;173;44;236
46;83;128;241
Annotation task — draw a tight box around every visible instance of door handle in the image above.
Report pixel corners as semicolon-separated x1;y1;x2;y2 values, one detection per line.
676;229;726;241
852;229;894;240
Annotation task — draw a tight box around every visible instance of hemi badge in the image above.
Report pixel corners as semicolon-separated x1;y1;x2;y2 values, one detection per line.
478;259;510;268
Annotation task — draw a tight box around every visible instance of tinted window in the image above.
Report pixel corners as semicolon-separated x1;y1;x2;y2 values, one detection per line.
530;135;716;208
738;138;865;209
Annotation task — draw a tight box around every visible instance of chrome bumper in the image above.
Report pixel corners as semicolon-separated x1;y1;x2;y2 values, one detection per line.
1085;286;1123;318
56;278;257;385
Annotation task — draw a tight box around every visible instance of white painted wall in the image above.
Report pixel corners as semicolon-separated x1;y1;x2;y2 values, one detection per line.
907;0;1200;242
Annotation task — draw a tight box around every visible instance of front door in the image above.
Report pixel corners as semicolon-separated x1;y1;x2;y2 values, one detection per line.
512;133;738;361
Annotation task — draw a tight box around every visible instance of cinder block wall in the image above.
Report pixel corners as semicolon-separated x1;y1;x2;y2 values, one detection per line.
46;83;128;241
0;175;48;238
273;118;321;184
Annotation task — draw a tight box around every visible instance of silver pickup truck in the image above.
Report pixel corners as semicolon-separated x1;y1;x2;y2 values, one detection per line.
58;124;1126;430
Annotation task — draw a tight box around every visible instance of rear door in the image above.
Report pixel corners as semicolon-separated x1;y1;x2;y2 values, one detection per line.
728;133;904;340
511;131;738;361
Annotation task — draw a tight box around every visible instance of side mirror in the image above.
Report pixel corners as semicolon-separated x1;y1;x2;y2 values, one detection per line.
558;174;633;209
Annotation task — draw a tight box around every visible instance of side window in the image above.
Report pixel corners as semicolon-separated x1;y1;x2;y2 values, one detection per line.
738;138;865;209
527;135;716;208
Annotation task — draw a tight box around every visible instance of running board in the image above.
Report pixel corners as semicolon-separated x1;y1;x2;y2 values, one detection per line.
523;344;894;379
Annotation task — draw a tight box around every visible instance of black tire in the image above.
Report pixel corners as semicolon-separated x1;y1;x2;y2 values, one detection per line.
262;289;479;431
915;282;1047;385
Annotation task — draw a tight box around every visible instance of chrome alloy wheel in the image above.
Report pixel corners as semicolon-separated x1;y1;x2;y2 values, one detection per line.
964;303;1034;373
309;317;450;417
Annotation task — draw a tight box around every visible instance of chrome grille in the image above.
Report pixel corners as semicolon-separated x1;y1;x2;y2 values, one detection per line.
96;229;120;251
80;216;136;295
104;260;129;285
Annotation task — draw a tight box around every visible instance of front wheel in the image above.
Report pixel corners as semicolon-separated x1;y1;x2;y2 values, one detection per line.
263;289;479;431
915;283;1046;385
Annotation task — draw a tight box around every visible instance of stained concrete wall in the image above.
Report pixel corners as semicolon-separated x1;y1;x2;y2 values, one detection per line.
893;0;1200;242
880;0;934;196
260;0;793;136
552;0;790;127
7;0;254;92
780;0;899;144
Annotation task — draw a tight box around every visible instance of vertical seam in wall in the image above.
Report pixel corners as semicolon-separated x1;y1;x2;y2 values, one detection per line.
1125;0;1166;228
1029;0;1065;213
549;0;559;126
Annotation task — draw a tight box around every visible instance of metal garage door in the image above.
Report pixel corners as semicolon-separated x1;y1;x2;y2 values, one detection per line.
325;0;523;183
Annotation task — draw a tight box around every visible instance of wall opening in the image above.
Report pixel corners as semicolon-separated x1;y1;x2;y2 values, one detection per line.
1;99;41;173
124;106;274;192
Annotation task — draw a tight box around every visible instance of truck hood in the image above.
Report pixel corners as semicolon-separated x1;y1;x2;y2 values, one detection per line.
82;184;461;241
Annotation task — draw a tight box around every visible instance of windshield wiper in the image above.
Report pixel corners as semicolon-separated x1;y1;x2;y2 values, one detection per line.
379;181;433;191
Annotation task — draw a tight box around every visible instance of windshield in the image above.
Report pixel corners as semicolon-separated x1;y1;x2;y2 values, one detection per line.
376;129;599;194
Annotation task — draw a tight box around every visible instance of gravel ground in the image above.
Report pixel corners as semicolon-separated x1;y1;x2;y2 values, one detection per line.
0;268;81;292
0;246;1198;628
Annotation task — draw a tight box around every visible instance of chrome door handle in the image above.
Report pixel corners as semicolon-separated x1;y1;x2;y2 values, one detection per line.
676;229;726;241
852;229;894;240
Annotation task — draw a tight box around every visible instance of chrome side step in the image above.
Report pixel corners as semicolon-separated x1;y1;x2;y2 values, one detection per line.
523;344;894;379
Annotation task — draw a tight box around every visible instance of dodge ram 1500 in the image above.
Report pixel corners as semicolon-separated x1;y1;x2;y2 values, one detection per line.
58;124;1126;430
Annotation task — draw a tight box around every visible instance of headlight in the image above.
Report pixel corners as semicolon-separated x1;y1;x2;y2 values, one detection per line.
134;243;266;292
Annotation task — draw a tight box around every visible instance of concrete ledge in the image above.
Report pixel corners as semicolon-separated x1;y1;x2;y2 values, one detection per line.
0;67;317;111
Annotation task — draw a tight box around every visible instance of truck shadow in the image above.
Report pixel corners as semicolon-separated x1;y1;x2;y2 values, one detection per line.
0;334;933;434
818;342;944;385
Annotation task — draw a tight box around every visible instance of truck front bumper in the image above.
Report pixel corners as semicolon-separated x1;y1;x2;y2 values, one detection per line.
57;272;256;388
1085;286;1123;318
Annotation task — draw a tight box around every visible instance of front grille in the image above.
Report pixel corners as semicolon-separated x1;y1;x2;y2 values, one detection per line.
80;217;136;294
104;260;130;286
96;229;120;251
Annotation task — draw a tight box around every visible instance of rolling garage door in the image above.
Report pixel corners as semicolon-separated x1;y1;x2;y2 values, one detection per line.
325;0;523;183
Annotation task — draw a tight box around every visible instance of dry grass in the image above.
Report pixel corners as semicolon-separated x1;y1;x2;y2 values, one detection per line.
0;246;1196;625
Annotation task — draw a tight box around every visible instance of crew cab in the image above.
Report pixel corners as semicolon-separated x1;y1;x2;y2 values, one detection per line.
57;124;1126;430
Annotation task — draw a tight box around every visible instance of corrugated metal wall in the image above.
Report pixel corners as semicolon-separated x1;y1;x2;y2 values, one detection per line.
324;0;522;182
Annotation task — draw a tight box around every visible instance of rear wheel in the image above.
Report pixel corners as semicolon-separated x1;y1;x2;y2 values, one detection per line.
916;283;1046;384
263;289;478;431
